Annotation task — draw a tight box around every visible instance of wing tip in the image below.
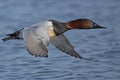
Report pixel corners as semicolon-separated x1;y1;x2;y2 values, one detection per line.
73;54;82;59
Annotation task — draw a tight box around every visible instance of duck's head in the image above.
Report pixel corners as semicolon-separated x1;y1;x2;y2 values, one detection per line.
66;19;106;29
50;19;106;35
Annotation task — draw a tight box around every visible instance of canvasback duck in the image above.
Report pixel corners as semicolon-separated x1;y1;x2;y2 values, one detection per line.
2;19;105;59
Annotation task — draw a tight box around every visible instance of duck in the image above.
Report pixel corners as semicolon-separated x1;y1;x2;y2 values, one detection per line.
2;19;106;59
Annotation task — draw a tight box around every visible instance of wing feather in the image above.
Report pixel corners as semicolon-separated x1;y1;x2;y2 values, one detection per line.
23;27;48;57
50;34;82;58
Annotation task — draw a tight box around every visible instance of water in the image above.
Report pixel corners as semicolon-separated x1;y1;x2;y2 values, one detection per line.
0;0;120;80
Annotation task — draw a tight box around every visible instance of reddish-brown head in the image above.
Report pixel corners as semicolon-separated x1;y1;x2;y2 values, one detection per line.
66;19;106;29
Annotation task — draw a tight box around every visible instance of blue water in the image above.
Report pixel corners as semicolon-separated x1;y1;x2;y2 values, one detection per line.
0;0;120;80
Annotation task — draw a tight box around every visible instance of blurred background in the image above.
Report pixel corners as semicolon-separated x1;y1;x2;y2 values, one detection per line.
0;0;120;80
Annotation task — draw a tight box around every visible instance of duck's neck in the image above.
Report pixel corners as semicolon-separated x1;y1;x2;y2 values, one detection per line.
50;20;68;35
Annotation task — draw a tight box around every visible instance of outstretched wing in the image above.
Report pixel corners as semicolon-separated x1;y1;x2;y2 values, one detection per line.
50;34;82;58
23;27;48;57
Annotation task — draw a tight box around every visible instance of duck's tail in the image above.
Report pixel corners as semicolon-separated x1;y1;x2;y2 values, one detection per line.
2;29;23;42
